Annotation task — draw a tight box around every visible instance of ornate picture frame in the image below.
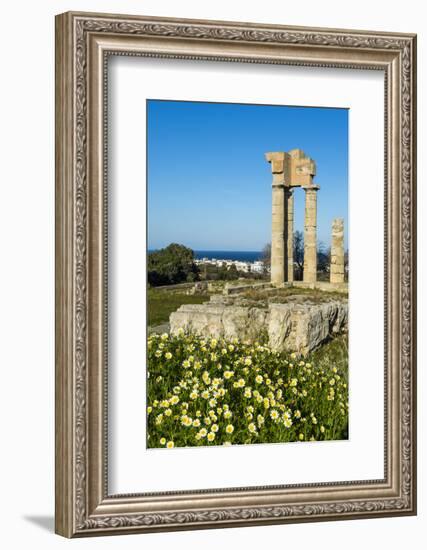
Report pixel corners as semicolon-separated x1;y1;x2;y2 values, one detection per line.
55;11;417;537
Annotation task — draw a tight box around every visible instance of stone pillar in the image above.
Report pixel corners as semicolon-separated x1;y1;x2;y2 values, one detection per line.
330;218;345;283
271;182;285;286
303;187;319;283
285;190;294;282
266;152;289;287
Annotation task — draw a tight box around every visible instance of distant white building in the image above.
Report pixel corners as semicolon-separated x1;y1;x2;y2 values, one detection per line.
194;257;268;275
251;261;264;273
234;261;249;273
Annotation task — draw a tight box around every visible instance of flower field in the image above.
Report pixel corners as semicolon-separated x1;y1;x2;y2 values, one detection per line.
147;331;348;449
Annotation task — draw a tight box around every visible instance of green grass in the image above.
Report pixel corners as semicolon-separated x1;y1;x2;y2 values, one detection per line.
148;289;210;326
310;334;348;384
311;333;348;365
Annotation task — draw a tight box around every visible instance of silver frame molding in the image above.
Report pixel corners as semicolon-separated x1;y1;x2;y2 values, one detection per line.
55;11;417;538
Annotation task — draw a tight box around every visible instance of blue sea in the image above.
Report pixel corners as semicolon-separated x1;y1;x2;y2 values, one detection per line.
194;250;262;262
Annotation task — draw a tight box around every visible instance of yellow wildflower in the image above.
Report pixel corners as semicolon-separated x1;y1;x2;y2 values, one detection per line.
270;409;279;420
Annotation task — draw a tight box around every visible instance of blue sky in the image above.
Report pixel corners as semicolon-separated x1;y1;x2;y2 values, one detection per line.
147;100;348;251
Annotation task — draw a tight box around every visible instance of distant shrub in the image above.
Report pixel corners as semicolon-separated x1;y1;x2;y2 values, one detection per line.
148;243;199;286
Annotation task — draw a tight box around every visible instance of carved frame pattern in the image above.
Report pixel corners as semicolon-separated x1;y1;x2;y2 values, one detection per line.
55;11;416;537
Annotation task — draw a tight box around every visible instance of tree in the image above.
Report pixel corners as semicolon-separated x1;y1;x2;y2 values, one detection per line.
227;263;239;280
261;243;271;273
147;243;199;286
293;230;304;280
262;232;331;281
217;264;229;281
317;240;330;280
344;249;349;281
262;232;305;280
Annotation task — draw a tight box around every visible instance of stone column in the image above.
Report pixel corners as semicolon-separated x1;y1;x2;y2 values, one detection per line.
266;152;288;287
303;187;319;283
271;182;285;286
285;190;294;282
330;218;345;283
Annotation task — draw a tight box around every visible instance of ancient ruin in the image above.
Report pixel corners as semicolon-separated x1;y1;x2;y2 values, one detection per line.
265;149;347;289
266;149;319;286
165;149;348;355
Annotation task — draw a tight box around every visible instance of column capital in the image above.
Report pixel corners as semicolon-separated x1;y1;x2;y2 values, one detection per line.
303;184;320;192
266;152;290;188
265;151;288;173
332;217;344;228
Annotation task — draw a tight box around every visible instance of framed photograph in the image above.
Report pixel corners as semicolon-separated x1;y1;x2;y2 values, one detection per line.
55;11;417;537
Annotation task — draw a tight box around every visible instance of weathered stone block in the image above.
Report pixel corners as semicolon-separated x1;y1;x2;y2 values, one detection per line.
268;302;348;355
170;299;348;356
188;281;208;295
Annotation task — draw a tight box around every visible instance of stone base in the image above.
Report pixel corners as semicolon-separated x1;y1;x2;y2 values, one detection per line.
223;281;273;295
330;274;345;284
291;281;348;293
223;280;348;295
170;299;348;356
